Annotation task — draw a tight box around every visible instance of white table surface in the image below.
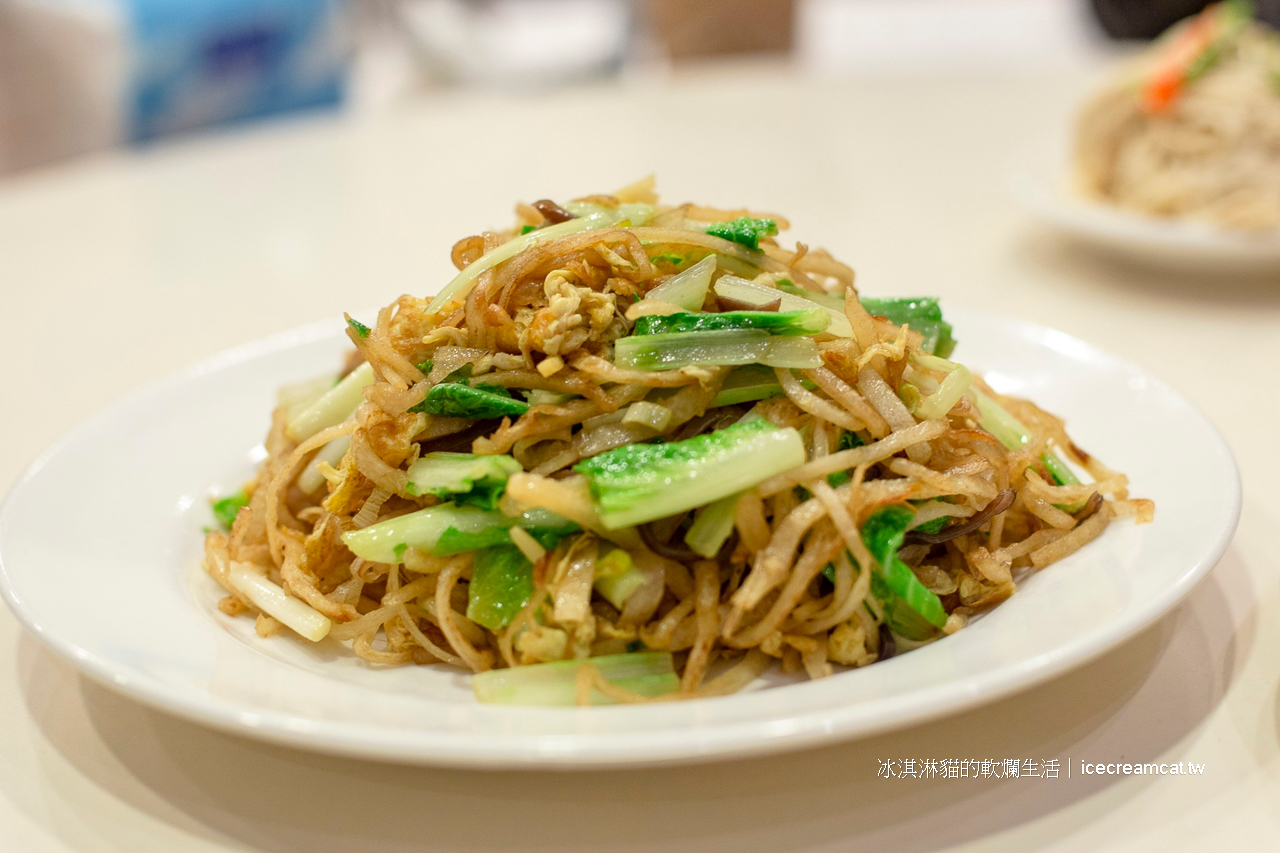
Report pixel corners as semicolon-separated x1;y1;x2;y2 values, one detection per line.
1;63;1278;852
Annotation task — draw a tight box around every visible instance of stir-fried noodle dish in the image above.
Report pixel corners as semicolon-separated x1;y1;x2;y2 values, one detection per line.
1075;1;1280;231
204;179;1153;705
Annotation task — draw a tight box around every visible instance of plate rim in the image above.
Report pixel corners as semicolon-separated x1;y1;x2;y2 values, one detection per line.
0;308;1243;769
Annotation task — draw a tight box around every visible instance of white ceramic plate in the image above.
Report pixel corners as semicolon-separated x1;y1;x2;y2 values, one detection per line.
0;307;1239;769
1010;136;1280;270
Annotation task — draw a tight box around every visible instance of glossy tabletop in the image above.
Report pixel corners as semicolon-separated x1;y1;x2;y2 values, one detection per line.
0;62;1277;851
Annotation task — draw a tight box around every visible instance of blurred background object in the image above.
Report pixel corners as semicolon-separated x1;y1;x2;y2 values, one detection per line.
389;0;634;88
646;0;794;60
796;0;1109;75
0;1;127;173
128;0;346;141
0;0;346;174
5;0;1274;177
1089;0;1279;38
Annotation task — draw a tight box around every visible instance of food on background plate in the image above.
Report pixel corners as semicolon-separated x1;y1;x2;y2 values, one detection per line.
202;178;1153;705
1074;1;1280;231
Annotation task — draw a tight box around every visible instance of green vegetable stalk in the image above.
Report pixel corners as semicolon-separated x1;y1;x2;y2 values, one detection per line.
861;505;948;633
434;516;580;556
612;328;821;371
633;308;830;337
683;492;742;558
405;452;522;509
776;281;846;311
286;361;375;442
409;382;530;419
643;253;716;310
970;389;1079;488
211;491;249;531
912;515;950;535
593;546;648;609
705;217;778;251
713;276;854;338
859;297;956;358
472;652;679;705
432;526;514;556
870;574;942;642
343;504;510;563
574;419;807;529
342;503;573;563
706;367;822;408
709;364;785;407
466;545;535;629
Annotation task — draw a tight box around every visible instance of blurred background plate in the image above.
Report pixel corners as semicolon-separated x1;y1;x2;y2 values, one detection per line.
0;306;1240;769
1011;131;1280;271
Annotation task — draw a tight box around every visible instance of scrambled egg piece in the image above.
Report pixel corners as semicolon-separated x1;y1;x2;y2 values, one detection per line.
518;269;617;357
